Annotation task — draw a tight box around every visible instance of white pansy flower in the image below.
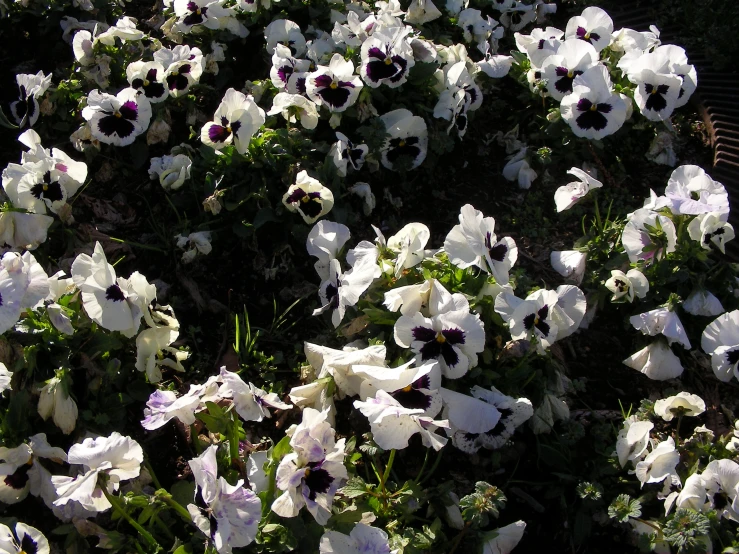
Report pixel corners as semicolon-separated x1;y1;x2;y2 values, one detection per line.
82;88;152;147
701;310;739;382
502;148;537;190
561;65;627;140
665;165;729;215
283;171;334;224
201;89;265;155
37;375;78;435
688;212;734;254
622;209;677;263
623;340;683;380
0;363;11;394
52;433;143;512
654;392;705;422
387;222;431;277
605;269;649;302
176;232;212;264
354;390;449;451
271;408;347;525
0;523;50;554
683;289;724;317
187;445;261;553
218;368;291;422
319;523;394;554
264;19;307;57
701;459;739;521
482;520;526;554
379;109;428;171
553;167;603;212
444;204;517;285
630;307;690;349
616;419;654;468
564;6;613;51
148;154;192;191
268;93;319;130
71;242;156;337
550;250;586;284
635;437;679;487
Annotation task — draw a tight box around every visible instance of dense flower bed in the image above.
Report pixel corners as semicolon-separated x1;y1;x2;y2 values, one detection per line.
0;0;738;552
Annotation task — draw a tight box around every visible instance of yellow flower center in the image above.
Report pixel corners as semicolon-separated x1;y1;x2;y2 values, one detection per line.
226;126;232;133
534;316;540;325
398;139;406;147
384;57;393;65
567;70;573;78
156;350;165;360
329;82;338;90
584;32;591;40
304;468;311;477
435;332;446;344
42;184;49;191
114;112;122;118
301;195;310;203
195;8;201;14
650;89;658;95
589;104;597;111
402;384;413;392
144;79;150;86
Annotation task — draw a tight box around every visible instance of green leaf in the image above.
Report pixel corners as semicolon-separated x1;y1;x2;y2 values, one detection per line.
340;477;369;499
271;435;292;463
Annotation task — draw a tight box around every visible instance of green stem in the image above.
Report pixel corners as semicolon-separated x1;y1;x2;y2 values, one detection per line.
382;449;396;488
102;488;159;549
108;236;167;254
413;450;430;484
144;458;163;490
448;522;471;554
152;514;175;540
593;193;603;233
155;490;193;522
418;449;443;486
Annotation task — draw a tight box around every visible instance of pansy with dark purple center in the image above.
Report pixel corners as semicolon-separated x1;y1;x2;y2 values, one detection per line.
574;97;612;131
379;109;429;171
82;88;152;147
282;170;334;224
173;0;228;33
631;69;682;121
564;6;613;52
9;72;50;128
395;309;485;379
201;88;265;155
360;27;415;89
329;132;369;177
154;45;204;98
540;39;597;101
0;523;50;554
561;65;627;139
305;54;363;113
126;61;168;103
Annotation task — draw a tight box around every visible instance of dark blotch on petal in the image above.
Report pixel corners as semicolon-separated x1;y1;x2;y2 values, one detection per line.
317;86;351;109
575;109;609;131
105;284;126;302
441;327;465;345
365;60;400;83
298;198;324;219
31;180;64;203
440;341;460;367
412;326;436;342
419;339;441;361
285;188;307;204
20;534;39;554
208;124;231;144
167;73;190;91
3;464;31;490
119;101;138;121
392;387;431;410
304;465;334;500
97;114;136;139
488;242;508;262
727;349;739;366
